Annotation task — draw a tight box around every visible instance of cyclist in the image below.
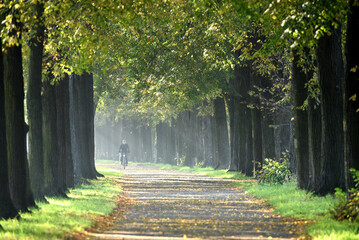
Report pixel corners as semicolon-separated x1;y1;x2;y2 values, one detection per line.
119;139;130;166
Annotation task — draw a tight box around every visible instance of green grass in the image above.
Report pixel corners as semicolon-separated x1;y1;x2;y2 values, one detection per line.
0;168;123;240
134;162;252;180
145;162;359;240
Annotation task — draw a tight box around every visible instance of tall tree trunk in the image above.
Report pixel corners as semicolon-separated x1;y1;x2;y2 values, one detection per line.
214;97;230;169
83;73;100;177
141;125;153;162
202;115;213;167
237;64;253;175
292;48;310;190
345;0;359;187
69;73;82;184
55;78;72;191
183;111;196;167
0;32;17;219
250;72;263;174
43;78;65;196
261;76;276;160
156;122;166;163
210;114;219;168
62;75;75;187
316;25;345;194
4;12;35;210
308;97;322;190
228;78;240;171
27;1;45;201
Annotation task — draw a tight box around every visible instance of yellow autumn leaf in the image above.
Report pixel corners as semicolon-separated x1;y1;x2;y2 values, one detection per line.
349;94;357;101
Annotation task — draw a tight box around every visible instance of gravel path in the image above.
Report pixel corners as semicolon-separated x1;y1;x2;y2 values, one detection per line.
85;164;305;240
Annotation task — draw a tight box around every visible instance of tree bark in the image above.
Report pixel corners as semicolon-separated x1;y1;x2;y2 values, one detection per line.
316;25;345;194
183;111;196;167
214;97;230;169
27;1;45;201
55;77;74;190
4;12;35;210
237;64;253;175
308;97;321;190
345;0;359;187
69;73;82;184
0;32;17;219
202;115;213;167
292;48;310;190
228;78;240;171
250;72;263;174
43;78;65;196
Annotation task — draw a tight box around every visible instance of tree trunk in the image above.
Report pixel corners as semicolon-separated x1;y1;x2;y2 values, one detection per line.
156;122;166;163
183;111;196;167
69;73;82;183
214;97;230;169
55;78;73;190
4;13;35;210
345;0;359;187
292;48;310;190
27;1;45;200
228;78;240;171
261;77;276;160
83;73;100;177
250;72;263;174
210;114;219;168
316;25;345;194
62;75;75;187
0;32;17;219
202;115;213;167
237;64;253;175
308;97;322;190
262;112;276;160
43;78;65;196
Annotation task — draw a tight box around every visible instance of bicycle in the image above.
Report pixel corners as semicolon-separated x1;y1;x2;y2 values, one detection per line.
119;152;128;169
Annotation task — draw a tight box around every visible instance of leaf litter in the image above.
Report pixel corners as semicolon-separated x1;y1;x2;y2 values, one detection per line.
75;164;308;240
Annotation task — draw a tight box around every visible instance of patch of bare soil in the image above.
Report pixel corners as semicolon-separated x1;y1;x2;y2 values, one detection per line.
78;164;307;240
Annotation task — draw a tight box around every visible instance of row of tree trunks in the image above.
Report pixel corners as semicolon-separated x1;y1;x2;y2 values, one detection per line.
293;23;348;195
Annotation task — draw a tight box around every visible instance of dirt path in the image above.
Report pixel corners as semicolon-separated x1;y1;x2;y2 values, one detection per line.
84;164;305;240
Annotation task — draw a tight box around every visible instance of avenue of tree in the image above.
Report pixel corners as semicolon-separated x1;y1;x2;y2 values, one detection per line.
1;0;359;222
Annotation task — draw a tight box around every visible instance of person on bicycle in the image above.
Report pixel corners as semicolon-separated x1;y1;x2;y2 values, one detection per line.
119;139;130;165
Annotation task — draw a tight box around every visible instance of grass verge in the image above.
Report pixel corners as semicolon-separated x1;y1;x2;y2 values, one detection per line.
0;167;123;240
144;162;359;240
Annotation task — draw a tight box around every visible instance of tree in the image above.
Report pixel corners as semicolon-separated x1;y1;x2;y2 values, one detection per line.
292;49;310;190
3;4;35;211
316;24;345;194
0;27;17;219
345;0;359;182
27;0;45;201
213;96;230;169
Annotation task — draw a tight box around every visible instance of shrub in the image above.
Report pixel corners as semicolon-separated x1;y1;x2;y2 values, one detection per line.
333;169;359;224
255;152;291;185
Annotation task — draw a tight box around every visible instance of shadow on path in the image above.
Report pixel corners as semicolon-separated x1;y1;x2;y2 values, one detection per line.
82;164;306;240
